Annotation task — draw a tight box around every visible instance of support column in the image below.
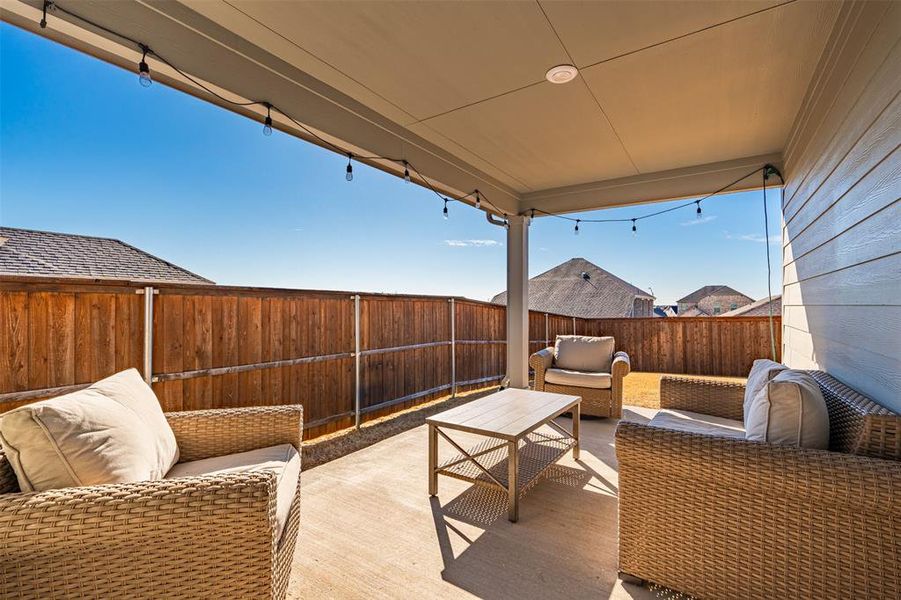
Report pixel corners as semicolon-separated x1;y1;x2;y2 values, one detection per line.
506;215;529;389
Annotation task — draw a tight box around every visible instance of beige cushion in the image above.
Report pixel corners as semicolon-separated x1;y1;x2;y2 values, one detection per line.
544;368;612;389
743;359;787;420
166;444;300;542
745;370;830;449
647;409;745;440
0;368;179;492
553;335;614;372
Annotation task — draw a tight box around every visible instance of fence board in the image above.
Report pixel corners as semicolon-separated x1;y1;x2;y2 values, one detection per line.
0;278;781;438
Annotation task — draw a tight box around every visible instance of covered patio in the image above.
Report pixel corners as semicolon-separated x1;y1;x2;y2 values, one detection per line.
1;1;898;599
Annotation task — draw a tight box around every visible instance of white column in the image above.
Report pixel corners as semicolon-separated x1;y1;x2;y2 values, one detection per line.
506;215;529;388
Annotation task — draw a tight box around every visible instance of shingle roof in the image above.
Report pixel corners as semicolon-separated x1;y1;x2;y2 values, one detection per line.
721;295;782;317
0;227;213;284
677;285;750;304
490;257;653;318
679;306;710;317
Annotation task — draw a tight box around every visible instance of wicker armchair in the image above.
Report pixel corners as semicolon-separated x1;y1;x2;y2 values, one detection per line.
616;372;900;600
0;405;303;600
530;345;630;418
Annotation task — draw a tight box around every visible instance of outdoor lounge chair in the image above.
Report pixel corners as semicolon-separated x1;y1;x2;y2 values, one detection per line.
616;370;900;600
530;335;630;418
0;371;303;600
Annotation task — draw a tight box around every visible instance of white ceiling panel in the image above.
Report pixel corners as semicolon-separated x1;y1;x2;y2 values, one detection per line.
220;0;570;122
580;0;840;173
540;0;782;67
420;80;638;190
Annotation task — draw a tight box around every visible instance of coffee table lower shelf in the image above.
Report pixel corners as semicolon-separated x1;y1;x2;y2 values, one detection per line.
436;430;577;500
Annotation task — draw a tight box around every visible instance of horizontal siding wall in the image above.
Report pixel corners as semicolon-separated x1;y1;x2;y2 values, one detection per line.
782;0;901;411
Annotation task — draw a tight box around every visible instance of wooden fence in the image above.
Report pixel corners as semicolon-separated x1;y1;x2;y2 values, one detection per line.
0;277;780;439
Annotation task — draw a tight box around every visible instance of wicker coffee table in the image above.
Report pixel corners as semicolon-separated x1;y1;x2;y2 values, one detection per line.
426;388;581;522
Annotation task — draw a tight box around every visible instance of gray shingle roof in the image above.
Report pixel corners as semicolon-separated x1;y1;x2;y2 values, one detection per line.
721;295;782;317
491;257;653;318
0;227;213;284
677;285;750;304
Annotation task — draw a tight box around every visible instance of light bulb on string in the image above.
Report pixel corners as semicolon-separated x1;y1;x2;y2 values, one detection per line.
475;191;481;210
263;104;273;136
696;201;702;218
631;219;637;237
443;198;449;220
574;220;580;236
40;0;49;28
138;45;152;88
403;161;411;183
345;154;354;182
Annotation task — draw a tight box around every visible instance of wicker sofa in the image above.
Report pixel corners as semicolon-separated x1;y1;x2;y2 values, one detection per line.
616;371;900;600
530;336;630;418
0;404;303;600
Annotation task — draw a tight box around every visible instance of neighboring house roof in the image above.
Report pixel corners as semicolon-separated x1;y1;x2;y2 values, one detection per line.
677;285;751;304
490;257;654;318
679;306;710;317
722;295;782;317
0;226;213;284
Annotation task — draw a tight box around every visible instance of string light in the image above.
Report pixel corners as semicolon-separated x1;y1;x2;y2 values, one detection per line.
263;103;273;136
442;198;449;220
40;1;50;28
631;219;637;236
574;219;580;236
35;3;785;231
138;45;152;88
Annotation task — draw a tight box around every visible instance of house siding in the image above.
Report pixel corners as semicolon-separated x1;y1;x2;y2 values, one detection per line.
782;1;901;411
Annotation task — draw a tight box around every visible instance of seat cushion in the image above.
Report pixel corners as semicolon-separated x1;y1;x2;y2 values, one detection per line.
0;368;179;492
647;409;745;440
166;444;300;542
545;368;612;389
745;370;830;449
743;359;787;421
553;335;614;372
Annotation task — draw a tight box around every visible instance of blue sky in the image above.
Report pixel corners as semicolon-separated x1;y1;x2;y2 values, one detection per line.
0;23;781;305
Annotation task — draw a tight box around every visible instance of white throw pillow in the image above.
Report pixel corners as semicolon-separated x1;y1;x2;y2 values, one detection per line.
553;335;614;372
745;370;830;449
0;368;179;492
743;359;787;421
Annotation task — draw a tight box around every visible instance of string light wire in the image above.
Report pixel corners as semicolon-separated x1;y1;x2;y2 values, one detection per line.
41;1;783;241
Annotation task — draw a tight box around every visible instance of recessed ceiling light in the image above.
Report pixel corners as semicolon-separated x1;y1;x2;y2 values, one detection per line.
545;64;578;84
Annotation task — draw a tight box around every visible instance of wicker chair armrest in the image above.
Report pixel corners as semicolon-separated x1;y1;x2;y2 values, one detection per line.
615;421;899;511
659;376;745;421
612;351;631;378
166;405;303;462
0;471;279;556
529;347;554;372
529;347;554;390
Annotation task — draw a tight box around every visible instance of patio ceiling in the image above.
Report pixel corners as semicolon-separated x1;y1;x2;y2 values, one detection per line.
2;0;840;214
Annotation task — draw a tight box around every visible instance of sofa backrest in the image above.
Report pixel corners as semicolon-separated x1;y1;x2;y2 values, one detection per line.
809;371;900;461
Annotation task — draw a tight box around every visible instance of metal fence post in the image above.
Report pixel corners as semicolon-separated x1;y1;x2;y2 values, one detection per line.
353;294;361;429
449;298;456;397
139;286;156;384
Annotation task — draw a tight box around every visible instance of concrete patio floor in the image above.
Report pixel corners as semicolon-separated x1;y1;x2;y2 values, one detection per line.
288;406;659;599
